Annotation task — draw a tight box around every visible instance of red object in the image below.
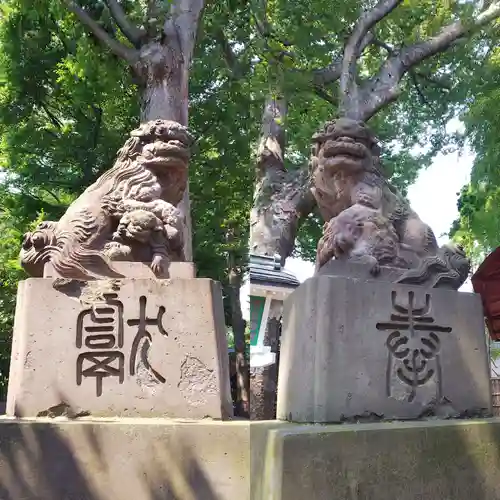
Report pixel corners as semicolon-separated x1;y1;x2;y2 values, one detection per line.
472;247;500;341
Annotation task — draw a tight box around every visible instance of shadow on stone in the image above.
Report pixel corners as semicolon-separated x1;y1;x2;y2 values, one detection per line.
0;418;247;499
140;438;221;500
0;420;99;500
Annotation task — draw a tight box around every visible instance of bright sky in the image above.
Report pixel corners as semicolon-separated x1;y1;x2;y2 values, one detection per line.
241;119;476;319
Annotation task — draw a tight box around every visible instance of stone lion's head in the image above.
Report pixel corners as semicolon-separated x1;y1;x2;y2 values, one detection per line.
311;118;381;175
113;209;163;244
115;119;195;206
310;118;384;222
316;205;400;270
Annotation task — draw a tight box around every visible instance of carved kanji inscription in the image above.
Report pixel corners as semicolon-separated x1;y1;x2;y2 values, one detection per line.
76;293;168;396
376;290;452;402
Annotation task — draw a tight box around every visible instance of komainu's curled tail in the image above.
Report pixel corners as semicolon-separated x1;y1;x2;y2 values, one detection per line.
395;244;470;290
48;239;125;280
20;210;124;280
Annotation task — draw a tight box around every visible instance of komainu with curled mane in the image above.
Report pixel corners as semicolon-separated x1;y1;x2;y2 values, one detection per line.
310;118;470;289
21;120;192;279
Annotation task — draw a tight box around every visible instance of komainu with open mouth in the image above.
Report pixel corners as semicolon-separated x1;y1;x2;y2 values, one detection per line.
20;119;192;280
310;118;470;289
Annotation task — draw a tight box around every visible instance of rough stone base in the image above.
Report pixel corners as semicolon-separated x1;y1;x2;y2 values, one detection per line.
0;418;248;500
251;419;500;500
43;261;196;279
7;278;233;419
277;275;492;422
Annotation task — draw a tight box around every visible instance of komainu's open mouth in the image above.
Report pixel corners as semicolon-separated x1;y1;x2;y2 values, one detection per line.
323;137;369;159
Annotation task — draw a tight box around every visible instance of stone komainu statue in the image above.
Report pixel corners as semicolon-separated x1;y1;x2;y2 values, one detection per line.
20;120;193;279
310;118;470;289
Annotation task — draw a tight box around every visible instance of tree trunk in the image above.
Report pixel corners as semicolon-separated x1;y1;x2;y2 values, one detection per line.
135;39;194;261
226;269;250;418
64;0;206;262
250;95;315;264
249;95;314;420
133;0;205;263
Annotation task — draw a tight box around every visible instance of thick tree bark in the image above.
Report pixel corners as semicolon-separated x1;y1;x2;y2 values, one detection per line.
249;96;314;420
65;0;206;261
250;96;315;264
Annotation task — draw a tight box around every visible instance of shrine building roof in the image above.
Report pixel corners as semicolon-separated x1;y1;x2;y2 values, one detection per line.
249;254;300;289
471;246;500;341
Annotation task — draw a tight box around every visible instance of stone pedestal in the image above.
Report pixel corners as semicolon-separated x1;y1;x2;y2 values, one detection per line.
7;277;233;419
0;418;249;500
251;419;500;500
276;274;492;423
43;261;196;279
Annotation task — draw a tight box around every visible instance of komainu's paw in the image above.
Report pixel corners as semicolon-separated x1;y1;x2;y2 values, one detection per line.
151;254;168;276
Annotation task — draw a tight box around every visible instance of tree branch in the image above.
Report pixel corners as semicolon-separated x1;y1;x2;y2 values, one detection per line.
256;95;287;177
313;85;338;107
312;54;342;86
345;0;403;64
215;27;245;79
251;9;270;38
91;104;103;149
312;32;374;86
63;0;138;64
42;188;62;205
164;0;206;58
409;71;431;107
38;102;63;130
340;0;403;116
250;0;273;38
359;1;500;120
415;71;452;90
371;37;395;53
104;0;146;47
370;38;453;90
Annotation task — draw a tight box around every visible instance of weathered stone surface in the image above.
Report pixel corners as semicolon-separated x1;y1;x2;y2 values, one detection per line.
44;261;196;279
254;419;500;500
276;274;492;423
250;420;287;500
7;278;233;419
0;418;249;500
317;259;411;283
20;120;192;280
311;118;470;289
